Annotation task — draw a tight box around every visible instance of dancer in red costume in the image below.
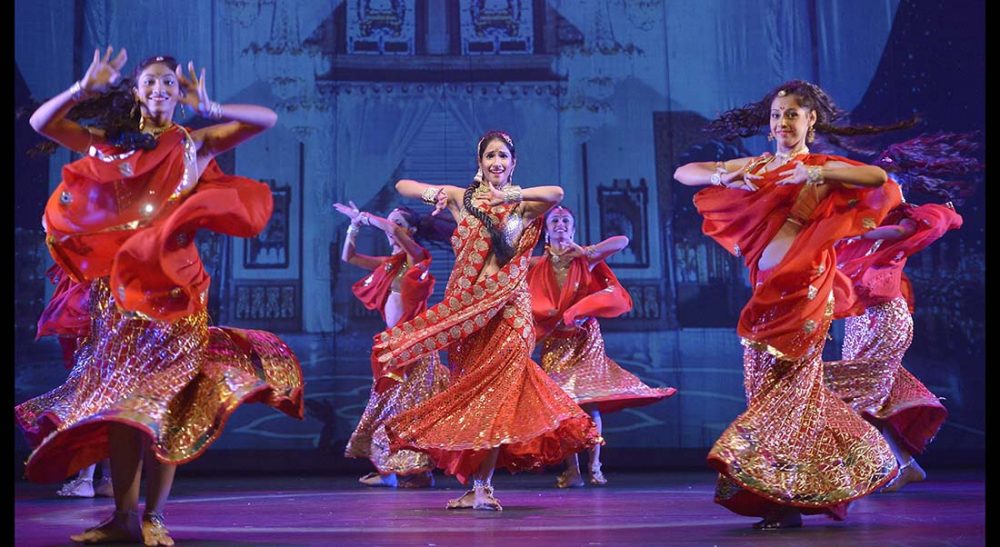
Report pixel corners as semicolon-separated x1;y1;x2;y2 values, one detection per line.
825;133;979;492
674;80;915;529
826;202;961;491
371;130;601;511
527;205;676;488
333;201;452;488
16;48;303;545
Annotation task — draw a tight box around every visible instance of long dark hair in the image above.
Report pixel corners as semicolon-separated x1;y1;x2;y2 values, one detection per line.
29;55;181;156
394;206;456;246
706;80;918;152
874;132;982;203
462;130;517;266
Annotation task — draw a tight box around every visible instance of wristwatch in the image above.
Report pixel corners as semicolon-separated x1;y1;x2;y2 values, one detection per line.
710;172;722;186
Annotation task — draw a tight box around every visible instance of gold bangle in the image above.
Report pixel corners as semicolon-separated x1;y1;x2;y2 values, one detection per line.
806;165;824;185
421;186;441;204
503;185;522;204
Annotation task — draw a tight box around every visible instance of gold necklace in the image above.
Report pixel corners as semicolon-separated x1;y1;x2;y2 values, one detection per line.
774;145;810;163
141;120;174;138
548;244;574;269
744;145;810;175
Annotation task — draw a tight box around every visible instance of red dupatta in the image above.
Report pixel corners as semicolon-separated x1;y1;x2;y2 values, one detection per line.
694;153;901;360
833;203;962;317
528;254;632;340
43;127;274;322
352;250;435;323
370;202;543;391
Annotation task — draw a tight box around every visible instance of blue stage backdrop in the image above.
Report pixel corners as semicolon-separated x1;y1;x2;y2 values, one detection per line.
15;0;983;473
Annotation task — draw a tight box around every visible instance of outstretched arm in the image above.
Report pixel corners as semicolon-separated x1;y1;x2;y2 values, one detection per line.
862;218;918;240
29;46;128;153
478;183;563;221
395;179;465;218
777;159;888;188
333;202;385;270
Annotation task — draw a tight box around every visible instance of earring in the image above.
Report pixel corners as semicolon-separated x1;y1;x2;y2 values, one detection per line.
138;115;145;132
545;232;550;245
767;132;775;142
807;126;816;143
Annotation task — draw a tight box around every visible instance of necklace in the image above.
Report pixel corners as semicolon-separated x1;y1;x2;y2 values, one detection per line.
774;145;810;162
141;120;174;138
744;145;810;175
548;244;574;269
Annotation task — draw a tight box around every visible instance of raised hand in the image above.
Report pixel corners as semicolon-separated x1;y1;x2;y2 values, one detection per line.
332;201;362;222
430;189;448;216
175;61;214;116
80;46;128;95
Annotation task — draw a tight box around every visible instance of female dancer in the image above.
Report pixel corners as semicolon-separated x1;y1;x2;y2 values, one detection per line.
674;80;910;528
334;201;451;488
527;206;676;488
370;130;601;511
15;48;303;545
825;133;976;491
826;201;961;491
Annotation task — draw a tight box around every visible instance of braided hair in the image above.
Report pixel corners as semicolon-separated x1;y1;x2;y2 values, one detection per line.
462;130;517;266
706;80;918;153
28;55;181;156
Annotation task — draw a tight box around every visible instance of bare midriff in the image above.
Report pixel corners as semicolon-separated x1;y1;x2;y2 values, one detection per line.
757;167;831;272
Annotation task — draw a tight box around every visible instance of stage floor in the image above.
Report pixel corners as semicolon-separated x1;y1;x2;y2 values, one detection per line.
15;470;984;545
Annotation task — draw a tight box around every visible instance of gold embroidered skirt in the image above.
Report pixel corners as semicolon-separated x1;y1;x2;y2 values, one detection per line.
707;315;896;520
345;353;449;475
16;279;304;483
824;297;947;454
385;291;601;484
540;318;676;413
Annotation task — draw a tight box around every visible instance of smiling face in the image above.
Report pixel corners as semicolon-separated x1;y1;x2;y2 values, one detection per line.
478;137;516;188
545;207;575;244
134;62;180;121
769;94;816;152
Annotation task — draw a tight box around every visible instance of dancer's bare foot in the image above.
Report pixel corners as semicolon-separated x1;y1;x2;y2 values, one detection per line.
69;510;141;543
752;507;802;530
399;471;434;489
141;512;175;546
359;471;397;487
881;458;926;493
589;462;607;486
446;489;476;509
58;477;95;498
472;484;502;511
555;468;584;488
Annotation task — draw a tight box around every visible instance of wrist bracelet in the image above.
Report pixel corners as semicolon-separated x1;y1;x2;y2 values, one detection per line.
503;185;522;204
70;80;89;102
806;165;824;185
421;186;441;205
